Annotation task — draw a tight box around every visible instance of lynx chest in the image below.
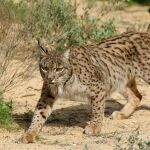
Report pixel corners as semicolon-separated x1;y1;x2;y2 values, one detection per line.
58;75;88;101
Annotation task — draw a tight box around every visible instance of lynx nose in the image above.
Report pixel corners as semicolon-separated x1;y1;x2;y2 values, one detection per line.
48;78;54;83
48;74;54;82
48;76;55;84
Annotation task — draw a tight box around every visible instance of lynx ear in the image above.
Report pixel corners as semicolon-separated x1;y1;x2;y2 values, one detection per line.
37;39;48;57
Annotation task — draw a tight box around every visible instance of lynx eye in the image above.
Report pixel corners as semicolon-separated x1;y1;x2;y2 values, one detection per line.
41;66;48;72
55;67;64;72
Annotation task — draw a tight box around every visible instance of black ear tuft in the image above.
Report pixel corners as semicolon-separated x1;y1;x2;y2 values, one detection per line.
37;38;48;57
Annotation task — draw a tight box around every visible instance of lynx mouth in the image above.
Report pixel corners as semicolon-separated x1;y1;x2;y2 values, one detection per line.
49;82;55;85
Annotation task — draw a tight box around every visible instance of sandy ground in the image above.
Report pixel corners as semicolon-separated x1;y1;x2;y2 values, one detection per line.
1;2;150;150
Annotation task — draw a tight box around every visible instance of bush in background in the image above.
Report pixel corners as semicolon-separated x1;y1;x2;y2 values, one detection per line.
1;0;117;51
128;0;150;5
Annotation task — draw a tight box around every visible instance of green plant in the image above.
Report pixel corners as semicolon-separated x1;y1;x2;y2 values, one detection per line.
114;132;122;150
83;144;92;150
138;139;150;150
127;0;150;5
0;94;18;131
21;0;117;50
1;0;117;51
96;19;117;40
114;131;150;150
0;95;12;125
35;135;47;142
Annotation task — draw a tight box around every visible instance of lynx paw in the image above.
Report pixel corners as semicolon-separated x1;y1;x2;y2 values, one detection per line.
21;131;36;143
84;123;101;136
111;111;127;120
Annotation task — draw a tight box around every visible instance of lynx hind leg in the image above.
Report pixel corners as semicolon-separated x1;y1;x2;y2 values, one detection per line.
112;79;142;119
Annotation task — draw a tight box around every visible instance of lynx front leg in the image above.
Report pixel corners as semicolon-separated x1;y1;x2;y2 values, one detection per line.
22;84;56;143
112;79;142;119
84;88;105;136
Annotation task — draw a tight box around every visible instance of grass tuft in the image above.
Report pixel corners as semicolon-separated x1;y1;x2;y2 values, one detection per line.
0;94;19;131
114;130;150;150
83;144;92;150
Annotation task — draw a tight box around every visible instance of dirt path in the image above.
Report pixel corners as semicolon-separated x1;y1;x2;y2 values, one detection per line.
1;4;150;150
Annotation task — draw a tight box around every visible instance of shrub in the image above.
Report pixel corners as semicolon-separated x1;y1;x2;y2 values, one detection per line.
128;0;150;5
0;94;12;126
114;131;150;150
1;0;117;51
0;93;19;130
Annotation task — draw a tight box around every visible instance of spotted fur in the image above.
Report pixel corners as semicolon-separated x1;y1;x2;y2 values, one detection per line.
22;32;150;143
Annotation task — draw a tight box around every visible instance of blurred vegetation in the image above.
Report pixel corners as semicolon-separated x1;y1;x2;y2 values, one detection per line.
0;0;117;51
114;130;150;150
128;0;150;5
90;0;150;6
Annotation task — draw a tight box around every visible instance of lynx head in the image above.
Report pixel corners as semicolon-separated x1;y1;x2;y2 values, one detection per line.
38;40;72;85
